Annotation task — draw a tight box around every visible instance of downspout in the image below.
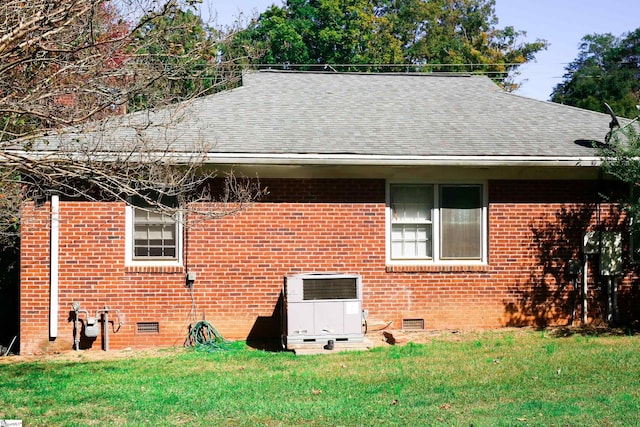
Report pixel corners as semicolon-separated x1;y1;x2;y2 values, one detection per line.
582;234;588;325
50;194;60;338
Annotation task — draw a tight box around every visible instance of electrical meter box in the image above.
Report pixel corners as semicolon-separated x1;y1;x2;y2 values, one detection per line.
281;273;363;349
583;231;622;276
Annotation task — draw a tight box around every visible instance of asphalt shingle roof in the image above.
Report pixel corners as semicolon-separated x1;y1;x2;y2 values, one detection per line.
45;70;616;161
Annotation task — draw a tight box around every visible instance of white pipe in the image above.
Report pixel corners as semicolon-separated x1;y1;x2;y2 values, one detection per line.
606;277;613;323
582;233;593;326
582;258;588;325
612;277;619;324
50;194;60;338
582;233;589;325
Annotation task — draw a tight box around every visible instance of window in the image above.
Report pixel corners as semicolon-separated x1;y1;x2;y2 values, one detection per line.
133;208;177;258
390;185;433;259
440;185;482;259
125;205;182;266
388;183;486;264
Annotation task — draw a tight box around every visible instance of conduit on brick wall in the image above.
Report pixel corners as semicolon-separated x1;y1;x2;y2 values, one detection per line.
50;194;59;338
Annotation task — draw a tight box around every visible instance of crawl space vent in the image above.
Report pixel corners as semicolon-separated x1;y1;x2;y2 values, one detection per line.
137;322;160;333
402;318;425;330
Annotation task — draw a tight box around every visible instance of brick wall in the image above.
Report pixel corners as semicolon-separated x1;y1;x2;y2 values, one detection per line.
19;179;637;354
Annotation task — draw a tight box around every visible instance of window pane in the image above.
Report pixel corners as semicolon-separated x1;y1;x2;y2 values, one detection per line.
134;229;148;240
391;185;433;222
404;228;416;240
392;241;403;256
134;209;146;221
391;224;432;259
391;228;404;240
134;209;175;224
440;185;482;259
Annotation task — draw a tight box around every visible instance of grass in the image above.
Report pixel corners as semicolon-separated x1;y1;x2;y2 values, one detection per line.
1;329;640;426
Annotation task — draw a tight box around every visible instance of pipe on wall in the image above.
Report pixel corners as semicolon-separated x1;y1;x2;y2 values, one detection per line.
50;194;60;338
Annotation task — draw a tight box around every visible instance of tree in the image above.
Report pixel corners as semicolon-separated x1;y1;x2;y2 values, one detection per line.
383;0;546;84
599;119;640;235
129;7;248;110
1;2;130;140
237;0;547;88
0;0;262;246
236;0;403;69
551;28;640;118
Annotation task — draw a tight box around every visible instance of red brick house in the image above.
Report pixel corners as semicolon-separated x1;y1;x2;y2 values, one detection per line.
18;71;636;354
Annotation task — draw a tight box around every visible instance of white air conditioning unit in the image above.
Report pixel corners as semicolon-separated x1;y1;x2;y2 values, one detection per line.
281;273;364;349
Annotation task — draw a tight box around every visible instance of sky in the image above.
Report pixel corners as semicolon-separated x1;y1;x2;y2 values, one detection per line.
208;0;640;101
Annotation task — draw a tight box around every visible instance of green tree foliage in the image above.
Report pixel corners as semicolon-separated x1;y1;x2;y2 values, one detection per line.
551;28;640;118
236;0;547;88
599;120;640;254
235;0;403;69
130;7;241;109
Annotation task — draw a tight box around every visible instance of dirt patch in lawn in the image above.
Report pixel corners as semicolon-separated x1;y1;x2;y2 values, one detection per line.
0;346;189;364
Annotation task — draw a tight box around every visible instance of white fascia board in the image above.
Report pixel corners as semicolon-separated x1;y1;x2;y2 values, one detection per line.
201;153;603;168
3;150;603;167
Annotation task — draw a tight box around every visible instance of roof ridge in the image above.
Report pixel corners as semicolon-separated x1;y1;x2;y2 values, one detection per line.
254;69;474;78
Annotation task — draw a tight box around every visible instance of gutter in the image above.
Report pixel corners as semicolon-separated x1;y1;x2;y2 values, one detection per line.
2;150;603;168
199;153;604;167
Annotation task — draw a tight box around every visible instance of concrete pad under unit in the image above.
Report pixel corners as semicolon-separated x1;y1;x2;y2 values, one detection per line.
290;338;374;355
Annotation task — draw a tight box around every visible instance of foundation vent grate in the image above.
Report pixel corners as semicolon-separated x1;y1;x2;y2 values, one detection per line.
137;322;160;333
402;318;425;330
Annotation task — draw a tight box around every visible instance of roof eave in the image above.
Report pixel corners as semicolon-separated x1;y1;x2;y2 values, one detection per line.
2;150;603;167
202;153;602;167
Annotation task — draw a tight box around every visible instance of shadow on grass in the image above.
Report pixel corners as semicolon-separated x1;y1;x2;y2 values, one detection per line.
550;323;640;338
246;292;286;352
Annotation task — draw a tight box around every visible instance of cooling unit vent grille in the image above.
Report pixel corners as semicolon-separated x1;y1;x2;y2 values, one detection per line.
303;278;358;300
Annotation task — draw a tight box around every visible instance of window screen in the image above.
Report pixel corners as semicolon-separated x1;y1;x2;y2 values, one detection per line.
440;185;482;259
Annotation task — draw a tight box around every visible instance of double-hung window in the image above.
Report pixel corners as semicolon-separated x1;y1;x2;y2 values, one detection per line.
390;185;434;259
388;183;486;264
125;204;182;266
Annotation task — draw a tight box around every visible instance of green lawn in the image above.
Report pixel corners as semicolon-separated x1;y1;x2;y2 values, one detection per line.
1;329;639;426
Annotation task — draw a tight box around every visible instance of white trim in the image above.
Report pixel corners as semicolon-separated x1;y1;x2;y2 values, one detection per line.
2;149;602;167
124;205;183;267
482;183;489;265
386;180;488;266
50;194;60;338
200;153;602;168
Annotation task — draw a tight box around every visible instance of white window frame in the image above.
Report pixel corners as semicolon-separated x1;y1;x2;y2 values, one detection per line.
386;181;488;266
125;205;183;267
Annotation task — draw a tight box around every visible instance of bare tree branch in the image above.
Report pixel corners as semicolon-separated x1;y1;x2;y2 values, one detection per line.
0;0;263;245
